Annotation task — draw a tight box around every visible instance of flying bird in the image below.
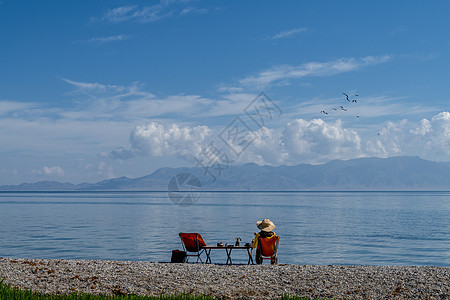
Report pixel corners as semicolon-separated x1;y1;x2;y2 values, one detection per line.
320;110;328;114
343;93;350;101
352;99;357;103
340;105;347;111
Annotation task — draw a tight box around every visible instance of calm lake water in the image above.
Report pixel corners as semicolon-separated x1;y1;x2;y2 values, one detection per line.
0;191;449;266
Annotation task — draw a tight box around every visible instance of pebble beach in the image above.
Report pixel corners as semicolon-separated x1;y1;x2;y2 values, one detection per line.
1;257;449;299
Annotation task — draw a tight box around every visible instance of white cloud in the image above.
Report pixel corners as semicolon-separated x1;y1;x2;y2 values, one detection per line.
96;161;115;178
32;166;65;176
127;121;213;158
101;5;140;23
98;1;202;24
108;147;137;160
271;27;307;40
217;86;244;93
231;112;450;165
75;159;115;180
116;118;364;165
62;78;147;97
110;112;450;166
413;112;450;156
239;55;392;88
180;6;208;16
61;78;263;121
237;127;287;165
365;120;407;156
44;166;64;176
365;111;450;159
0;100;36;115
282;118;362;162
87;34;130;43
0;116;131;157
206;93;256;117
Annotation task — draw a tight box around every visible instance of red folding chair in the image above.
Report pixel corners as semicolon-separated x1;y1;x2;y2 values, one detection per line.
178;233;207;263
255;235;279;264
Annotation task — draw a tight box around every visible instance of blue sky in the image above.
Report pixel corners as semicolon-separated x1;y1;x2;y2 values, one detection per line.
0;0;449;185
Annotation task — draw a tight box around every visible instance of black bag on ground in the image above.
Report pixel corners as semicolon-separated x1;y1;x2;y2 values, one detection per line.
171;250;187;263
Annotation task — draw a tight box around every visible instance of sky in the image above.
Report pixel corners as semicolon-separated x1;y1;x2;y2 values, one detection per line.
0;0;449;185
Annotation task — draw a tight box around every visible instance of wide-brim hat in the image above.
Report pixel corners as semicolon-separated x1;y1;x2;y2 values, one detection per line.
256;219;275;232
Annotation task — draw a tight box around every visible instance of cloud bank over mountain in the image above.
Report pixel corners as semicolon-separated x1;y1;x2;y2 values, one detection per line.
110;111;450;167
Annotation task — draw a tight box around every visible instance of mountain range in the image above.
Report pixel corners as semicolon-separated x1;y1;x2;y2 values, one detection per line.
1;156;450;191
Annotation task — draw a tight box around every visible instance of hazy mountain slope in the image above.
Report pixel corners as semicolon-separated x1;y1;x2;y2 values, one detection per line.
1;156;449;191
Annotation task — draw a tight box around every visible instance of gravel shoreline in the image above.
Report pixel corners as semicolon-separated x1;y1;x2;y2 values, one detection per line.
0;257;449;299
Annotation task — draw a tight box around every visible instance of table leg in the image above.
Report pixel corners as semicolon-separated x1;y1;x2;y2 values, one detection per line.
247;248;255;265
225;248;233;265
205;249;212;264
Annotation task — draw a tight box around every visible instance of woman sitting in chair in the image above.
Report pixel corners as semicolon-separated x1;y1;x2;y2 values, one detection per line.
252;218;278;264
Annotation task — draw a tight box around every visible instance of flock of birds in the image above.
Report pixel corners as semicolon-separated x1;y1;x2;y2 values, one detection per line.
320;92;360;118
319;92;384;136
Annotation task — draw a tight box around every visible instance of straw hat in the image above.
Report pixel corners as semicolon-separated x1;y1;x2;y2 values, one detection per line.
256;218;275;232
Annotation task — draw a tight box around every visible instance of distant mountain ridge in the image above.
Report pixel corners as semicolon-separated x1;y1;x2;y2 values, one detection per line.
1;156;450;191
